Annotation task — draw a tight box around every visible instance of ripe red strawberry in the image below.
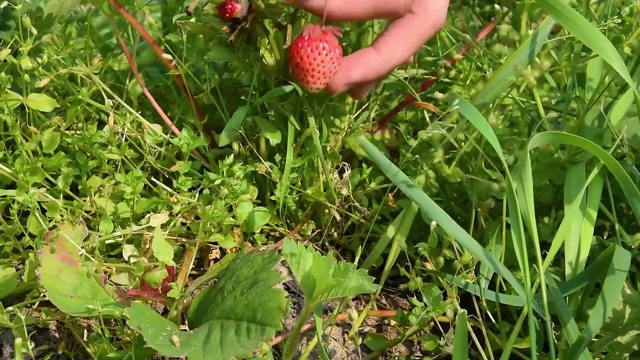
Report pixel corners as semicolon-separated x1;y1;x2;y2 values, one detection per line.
217;0;249;22
288;24;343;93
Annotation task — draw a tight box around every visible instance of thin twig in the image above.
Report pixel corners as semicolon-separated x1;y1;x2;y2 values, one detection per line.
186;0;201;16
107;0;217;145
373;21;497;134
265;215;310;252
115;34;181;136
270;309;398;346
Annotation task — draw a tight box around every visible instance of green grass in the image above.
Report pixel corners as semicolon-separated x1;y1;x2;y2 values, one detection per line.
1;0;640;359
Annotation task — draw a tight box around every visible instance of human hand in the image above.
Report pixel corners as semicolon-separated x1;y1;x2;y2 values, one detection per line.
284;0;450;99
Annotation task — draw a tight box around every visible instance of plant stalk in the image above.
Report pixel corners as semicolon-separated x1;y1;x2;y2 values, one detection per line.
283;302;314;360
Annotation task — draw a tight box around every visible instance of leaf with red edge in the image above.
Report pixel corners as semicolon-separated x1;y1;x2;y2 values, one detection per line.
38;222;124;317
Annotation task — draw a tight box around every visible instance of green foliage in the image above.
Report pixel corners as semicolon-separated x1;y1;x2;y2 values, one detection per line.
282;238;378;304
38;222;125;317
127;250;287;359
0;267;17;300
1;0;640;359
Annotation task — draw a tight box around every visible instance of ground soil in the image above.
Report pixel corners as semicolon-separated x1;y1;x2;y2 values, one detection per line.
1;262;431;360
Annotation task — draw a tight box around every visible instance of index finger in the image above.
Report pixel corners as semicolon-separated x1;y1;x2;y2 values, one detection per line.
326;0;449;94
284;0;413;21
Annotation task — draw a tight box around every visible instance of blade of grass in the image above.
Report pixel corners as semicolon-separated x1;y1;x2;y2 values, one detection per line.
359;210;404;271
302;96;338;202
535;0;640;115
453;310;469;360
277;114;296;215
218;104;250;147
472;16;556;111
357;136;540;314
526;131;640;224
577;172;604;275
453;96;548;359
563;163;587;280
542;164;604;272
545;271;593;360
440;242;626;309
313;306;330;360
564;244;631;359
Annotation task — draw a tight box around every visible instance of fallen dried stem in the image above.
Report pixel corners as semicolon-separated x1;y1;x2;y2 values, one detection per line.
270;309;398;346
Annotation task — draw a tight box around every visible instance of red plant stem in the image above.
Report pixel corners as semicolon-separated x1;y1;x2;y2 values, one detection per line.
114;31;210;167
265;215;310;252
115;34;182;136
107;0;217;146
176;247;197;291
373;21;497;134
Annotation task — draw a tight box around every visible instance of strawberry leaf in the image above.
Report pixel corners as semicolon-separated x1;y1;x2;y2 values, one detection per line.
282;238;378;304
125;250;288;359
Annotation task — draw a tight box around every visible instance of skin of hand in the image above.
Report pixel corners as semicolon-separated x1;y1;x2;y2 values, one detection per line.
284;0;450;99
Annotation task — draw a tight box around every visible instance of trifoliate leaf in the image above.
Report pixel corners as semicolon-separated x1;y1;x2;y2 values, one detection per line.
282;238;378;304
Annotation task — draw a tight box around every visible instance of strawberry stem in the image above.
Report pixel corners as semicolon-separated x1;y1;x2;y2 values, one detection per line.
321;0;329;25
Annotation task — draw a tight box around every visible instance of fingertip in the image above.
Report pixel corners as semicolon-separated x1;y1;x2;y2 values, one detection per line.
325;78;350;96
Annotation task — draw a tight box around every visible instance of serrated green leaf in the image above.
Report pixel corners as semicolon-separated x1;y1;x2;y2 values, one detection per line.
38;222;124;317
282;238;378;304
125;302;185;357
130;250;288;359
24;93;60;112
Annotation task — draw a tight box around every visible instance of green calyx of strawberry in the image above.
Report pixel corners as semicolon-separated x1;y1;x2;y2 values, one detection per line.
217;0;250;22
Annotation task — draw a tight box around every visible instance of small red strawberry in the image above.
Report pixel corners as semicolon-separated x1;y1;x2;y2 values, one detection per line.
288;24;343;93
217;0;249;22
